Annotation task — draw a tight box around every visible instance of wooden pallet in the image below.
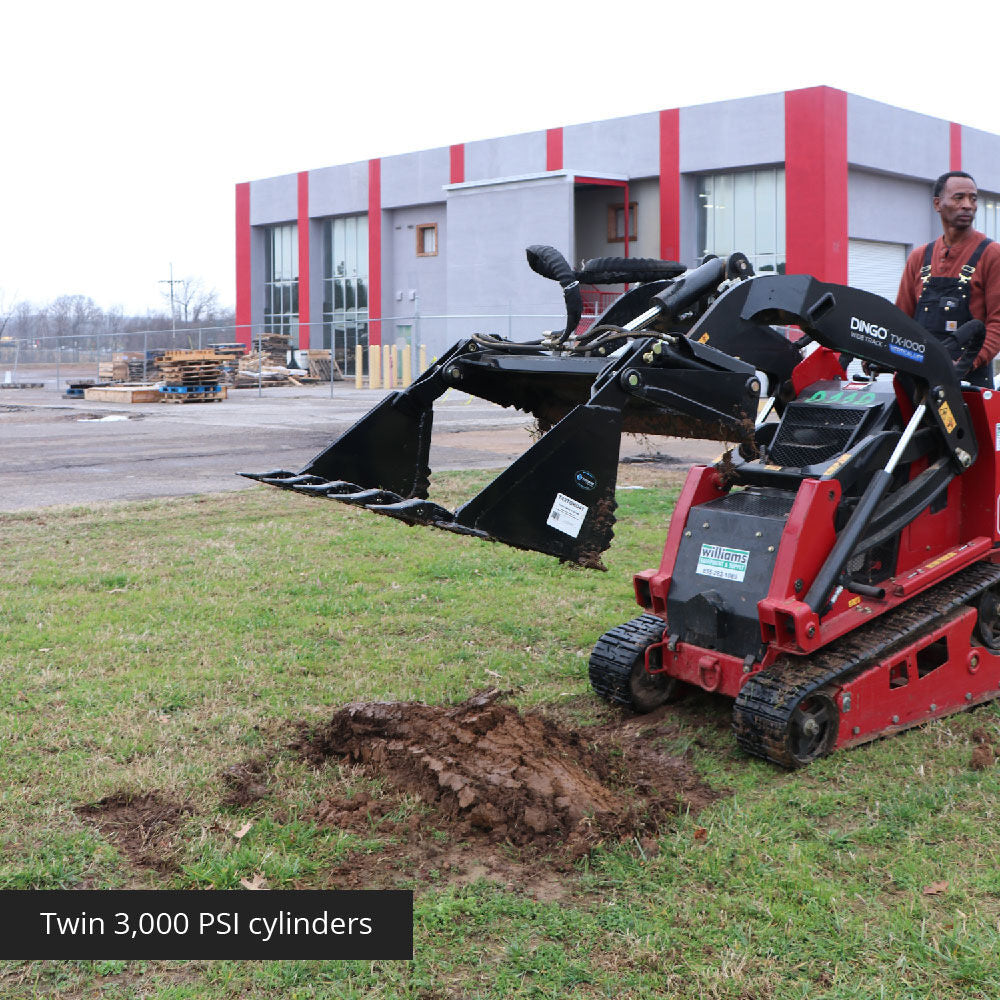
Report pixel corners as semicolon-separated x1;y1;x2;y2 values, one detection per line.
84;385;161;403
159;387;227;404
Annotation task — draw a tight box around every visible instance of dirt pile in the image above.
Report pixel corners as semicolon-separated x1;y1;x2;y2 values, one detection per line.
75;791;191;873
297;690;717;851
970;726;997;771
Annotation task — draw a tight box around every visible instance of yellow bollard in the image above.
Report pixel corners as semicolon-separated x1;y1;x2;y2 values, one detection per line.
382;344;391;390
369;345;380;389
390;345;399;388
419;344;427;374
355;346;363;389
402;345;412;386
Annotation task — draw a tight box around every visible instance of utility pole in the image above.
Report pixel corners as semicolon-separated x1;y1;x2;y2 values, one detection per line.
159;263;180;340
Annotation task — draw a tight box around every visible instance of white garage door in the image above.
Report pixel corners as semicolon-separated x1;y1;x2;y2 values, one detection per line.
848;239;908;302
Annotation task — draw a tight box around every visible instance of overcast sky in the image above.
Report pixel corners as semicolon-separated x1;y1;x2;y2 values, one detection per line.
3;0;999;315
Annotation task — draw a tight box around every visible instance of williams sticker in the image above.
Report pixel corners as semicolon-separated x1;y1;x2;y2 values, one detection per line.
696;544;751;583
547;493;588;538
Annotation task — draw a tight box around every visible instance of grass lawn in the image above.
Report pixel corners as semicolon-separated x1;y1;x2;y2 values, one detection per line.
2;470;999;999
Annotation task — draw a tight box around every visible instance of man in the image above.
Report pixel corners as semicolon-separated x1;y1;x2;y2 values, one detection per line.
896;171;1000;385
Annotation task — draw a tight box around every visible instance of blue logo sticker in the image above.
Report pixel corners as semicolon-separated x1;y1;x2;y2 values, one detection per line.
575;470;597;491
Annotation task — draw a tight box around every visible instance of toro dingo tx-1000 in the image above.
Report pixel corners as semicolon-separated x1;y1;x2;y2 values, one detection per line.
244;247;1000;767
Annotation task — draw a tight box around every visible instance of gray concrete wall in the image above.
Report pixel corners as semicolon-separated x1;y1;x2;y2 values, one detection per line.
847;95;949;180
563;112;659;177
385;203;447;354
249;173;297;226
848;169;935;249
308;161;369;218
679;93;785;173
381;147;450;208
962;127;1000;196
445;175;573;347
464;131;547;183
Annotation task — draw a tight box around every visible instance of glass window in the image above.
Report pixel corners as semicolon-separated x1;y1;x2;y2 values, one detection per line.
976;194;1000;240
416;223;438;256
321;214;369;376
697;168;786;275
262;222;298;338
607;203;637;242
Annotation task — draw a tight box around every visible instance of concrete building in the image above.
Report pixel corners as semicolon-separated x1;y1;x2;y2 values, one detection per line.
235;86;1000;375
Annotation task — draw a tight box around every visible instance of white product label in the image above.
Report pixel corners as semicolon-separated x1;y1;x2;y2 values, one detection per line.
547;493;588;538
995;422;1000;452
696;543;751;582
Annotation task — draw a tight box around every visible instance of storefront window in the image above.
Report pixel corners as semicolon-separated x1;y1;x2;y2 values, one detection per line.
697;168;786;275
322;215;369;376
263;223;299;338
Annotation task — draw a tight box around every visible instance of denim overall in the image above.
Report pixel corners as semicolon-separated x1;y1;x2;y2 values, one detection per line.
915;237;992;386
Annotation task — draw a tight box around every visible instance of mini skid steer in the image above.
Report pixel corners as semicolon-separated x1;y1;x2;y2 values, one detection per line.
244;246;1000;767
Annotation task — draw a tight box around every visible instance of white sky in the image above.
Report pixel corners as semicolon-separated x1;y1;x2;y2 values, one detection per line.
3;0;999;315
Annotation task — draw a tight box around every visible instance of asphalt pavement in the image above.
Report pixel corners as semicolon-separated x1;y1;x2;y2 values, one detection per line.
0;365;719;511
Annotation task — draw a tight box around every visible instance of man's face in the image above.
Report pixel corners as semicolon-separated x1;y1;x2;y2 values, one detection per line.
935;175;978;232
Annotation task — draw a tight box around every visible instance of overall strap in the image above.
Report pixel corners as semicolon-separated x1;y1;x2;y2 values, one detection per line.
920;240;935;286
959;237;994;288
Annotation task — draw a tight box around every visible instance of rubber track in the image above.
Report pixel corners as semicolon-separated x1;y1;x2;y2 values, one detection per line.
733;561;1000;767
589;614;666;707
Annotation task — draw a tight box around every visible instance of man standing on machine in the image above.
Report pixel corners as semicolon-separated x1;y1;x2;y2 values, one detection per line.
896;171;1000;386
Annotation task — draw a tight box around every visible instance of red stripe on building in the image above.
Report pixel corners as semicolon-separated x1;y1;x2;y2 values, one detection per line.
546;128;563;171
950;122;962;171
658;109;680;262
450;143;465;184
368;158;382;348
235;182;251;351
784;86;848;283
297;171;310;350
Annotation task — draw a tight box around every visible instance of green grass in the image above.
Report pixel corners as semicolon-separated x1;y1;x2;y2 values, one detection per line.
2;475;1000;998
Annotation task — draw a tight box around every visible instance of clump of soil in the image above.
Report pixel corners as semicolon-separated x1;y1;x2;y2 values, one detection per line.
75;791;191;873
296;690;718;855
970;727;997;771
220;758;272;807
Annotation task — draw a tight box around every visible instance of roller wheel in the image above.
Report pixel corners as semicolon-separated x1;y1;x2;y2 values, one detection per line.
629;647;678;713
784;691;839;767
974;589;1000;650
589;614;679;712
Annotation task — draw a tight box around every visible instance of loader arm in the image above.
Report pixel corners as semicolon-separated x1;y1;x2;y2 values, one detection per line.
685;275;981;621
695;274;977;472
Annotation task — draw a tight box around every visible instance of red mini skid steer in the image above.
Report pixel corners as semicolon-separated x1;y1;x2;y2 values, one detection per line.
244;247;1000;766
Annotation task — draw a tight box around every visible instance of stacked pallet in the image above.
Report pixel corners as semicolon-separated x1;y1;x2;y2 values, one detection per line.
98;354;140;383
305;350;344;382
209;343;245;386
154;349;227;403
131;356;154;382
255;332;291;366
95;353;155;383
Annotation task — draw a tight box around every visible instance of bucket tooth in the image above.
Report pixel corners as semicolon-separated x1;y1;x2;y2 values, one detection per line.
334;488;405;507
239;469;296;482
293;480;364;496
259;473;325;488
292;481;338;496
367;498;455;526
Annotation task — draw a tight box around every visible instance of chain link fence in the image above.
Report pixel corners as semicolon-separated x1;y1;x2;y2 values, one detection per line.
0;313;567;387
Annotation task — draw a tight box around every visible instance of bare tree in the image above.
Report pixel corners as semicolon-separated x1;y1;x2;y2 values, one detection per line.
0;290;17;340
161;277;223;324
